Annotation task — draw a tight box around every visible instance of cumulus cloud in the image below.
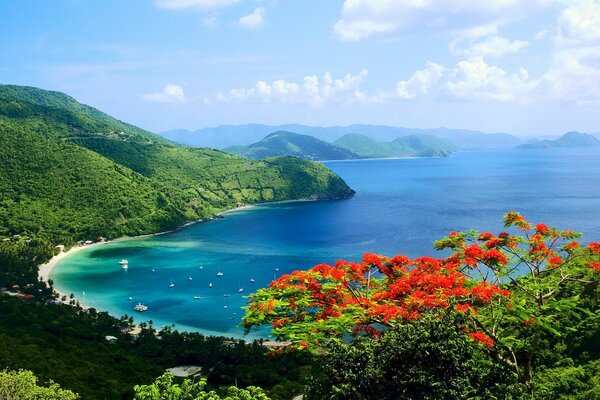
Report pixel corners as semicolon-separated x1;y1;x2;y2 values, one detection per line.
155;0;238;9
142;84;186;103
216;70;370;106
445;56;534;102
395;61;445;99
450;35;530;58
333;0;549;41
238;8;265;30
539;0;600;103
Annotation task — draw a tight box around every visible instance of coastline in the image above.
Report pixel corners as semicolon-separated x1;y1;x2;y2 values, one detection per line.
37;196;334;310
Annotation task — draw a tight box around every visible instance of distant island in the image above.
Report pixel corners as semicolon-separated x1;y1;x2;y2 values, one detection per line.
517;131;600;149
224;131;456;161
160;124;523;150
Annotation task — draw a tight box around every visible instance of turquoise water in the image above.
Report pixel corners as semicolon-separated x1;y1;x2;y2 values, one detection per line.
51;148;600;338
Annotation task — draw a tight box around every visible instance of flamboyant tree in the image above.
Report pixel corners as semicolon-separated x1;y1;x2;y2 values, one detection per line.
242;212;600;389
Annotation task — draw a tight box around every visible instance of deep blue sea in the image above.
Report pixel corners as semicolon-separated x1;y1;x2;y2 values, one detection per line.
50;148;600;339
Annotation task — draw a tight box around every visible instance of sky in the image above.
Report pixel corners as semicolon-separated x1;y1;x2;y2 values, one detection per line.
1;0;599;137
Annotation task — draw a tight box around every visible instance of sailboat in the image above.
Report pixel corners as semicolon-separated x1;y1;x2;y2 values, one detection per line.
169;278;175;288
216;268;224;277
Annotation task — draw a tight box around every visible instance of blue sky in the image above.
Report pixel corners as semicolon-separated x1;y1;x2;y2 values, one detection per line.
1;0;599;136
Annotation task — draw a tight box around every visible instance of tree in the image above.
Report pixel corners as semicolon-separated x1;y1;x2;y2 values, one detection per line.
134;372;271;400
305;313;524;400
0;369;79;400
242;212;600;392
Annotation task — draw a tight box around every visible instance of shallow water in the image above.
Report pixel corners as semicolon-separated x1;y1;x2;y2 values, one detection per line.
51;147;600;338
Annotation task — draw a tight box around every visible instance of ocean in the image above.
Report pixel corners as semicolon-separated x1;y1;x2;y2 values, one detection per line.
50;147;600;339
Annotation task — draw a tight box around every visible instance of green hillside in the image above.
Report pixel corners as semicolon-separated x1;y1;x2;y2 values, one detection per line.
334;133;456;158
0;84;354;287
224;131;360;161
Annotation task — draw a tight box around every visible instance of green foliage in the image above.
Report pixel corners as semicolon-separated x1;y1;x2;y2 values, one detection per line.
0;294;311;399
134;372;270;400
224;131;360;161
305;313;524;400
0;84;353;288
0;369;79;400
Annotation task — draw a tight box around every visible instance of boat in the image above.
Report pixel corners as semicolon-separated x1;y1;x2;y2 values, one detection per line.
188;276;193;281
133;303;148;312
216;271;224;277
128;296;133;301
238;288;244;293
193;295;201;299
119;259;128;265
122;264;128;270
224;293;230;297
249;278;255;283
208;283;213;288
169;278;175;288
199;265;204;270
224;305;228;309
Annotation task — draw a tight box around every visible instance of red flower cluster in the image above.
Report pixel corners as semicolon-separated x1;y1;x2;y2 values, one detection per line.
468;331;494;347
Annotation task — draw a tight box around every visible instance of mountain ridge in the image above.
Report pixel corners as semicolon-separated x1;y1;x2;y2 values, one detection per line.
160;124;523;150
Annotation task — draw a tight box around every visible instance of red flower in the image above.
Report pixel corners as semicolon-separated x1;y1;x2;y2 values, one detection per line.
588;242;600;256
547;255;563;267
478;232;494;241
590;261;600;272
363;253;383;267
468;331;494;347
535;224;550;235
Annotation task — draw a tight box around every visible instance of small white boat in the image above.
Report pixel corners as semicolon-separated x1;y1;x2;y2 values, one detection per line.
193;295;201;299
128;296;133;301
119;259;128;265
216;271;224;277
188;277;193;281
133;303;148;312
238;288;244;293
151;268;155;272
275;267;279;272
224;305;228;309
199;266;204;270
208;283;213;288
249;278;255;283
224;293;230;297
169;278;175;288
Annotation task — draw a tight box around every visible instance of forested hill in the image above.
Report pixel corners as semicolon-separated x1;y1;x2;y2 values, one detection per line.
224;131;361;161
0;84;354;287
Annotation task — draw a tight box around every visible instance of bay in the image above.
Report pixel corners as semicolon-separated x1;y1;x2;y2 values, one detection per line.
50;147;600;338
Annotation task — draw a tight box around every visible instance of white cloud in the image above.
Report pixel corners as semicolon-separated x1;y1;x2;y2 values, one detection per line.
450;35;529;58
395;61;445;99
333;0;549;41
155;0;238;9
445;56;534;101
216;70;370;106
142;84;186;103
539;0;600;103
237;8;265;30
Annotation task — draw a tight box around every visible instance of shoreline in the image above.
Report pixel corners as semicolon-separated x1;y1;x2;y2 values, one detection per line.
36;196;336;315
